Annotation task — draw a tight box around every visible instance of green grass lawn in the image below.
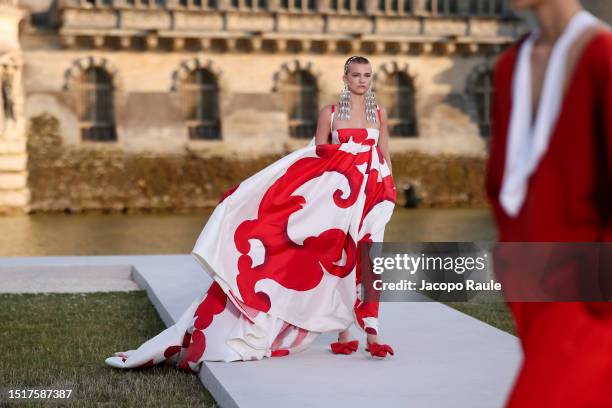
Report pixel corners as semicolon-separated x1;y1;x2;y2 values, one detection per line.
0;291;515;407
444;301;516;335
0;292;216;407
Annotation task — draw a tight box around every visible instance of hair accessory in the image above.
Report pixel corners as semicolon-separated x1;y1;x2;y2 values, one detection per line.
343;55;364;74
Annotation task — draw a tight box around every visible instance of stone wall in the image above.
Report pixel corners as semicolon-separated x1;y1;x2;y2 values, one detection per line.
392;151;487;208
22;43;492;158
26;113;487;213
17;4;502;214
582;0;612;23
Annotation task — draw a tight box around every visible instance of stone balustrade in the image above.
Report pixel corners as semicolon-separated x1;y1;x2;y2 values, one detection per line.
57;1;523;54
61;0;514;16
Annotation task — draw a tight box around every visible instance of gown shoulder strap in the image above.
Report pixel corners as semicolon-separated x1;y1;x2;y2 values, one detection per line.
330;104;335;131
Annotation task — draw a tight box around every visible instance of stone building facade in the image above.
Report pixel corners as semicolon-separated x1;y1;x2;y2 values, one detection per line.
0;0;27;213
0;1;608;213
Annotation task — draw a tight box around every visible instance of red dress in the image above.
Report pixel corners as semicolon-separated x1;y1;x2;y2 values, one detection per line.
105;107;396;370
486;30;612;406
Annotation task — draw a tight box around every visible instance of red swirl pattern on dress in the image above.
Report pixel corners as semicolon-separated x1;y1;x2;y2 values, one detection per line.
335;128;375;146
106;126;397;371
177;281;228;371
233;143;371;313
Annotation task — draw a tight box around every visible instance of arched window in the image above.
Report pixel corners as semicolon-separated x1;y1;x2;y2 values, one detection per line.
281;70;318;139
377;72;417;137
76;67;116;142
180;68;221;140
467;65;494;137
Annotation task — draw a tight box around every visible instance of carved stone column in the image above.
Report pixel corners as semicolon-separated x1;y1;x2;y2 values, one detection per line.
267;0;282;12
217;0;233;11
0;1;29;214
365;0;378;14
317;0;330;13
412;0;428;16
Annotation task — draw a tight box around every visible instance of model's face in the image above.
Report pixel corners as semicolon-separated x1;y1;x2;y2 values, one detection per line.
509;0;547;10
343;62;372;95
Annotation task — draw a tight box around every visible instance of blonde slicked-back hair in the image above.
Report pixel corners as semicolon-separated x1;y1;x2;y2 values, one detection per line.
343;55;370;75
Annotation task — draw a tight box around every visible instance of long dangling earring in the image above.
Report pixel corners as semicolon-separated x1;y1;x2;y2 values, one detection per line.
339;82;351;121
365;86;377;124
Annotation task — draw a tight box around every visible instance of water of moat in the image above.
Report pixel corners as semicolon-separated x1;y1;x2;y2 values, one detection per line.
0;208;496;256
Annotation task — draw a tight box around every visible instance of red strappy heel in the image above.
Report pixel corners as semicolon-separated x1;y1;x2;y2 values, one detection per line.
365;342;395;358
330;339;359;355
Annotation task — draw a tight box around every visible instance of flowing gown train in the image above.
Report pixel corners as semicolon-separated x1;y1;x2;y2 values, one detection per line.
105;107;396;372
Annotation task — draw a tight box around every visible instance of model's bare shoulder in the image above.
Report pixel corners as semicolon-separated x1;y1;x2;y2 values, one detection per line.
314;105;333;139
323;104;334;114
315;104;330;123
318;104;333;120
377;105;388;119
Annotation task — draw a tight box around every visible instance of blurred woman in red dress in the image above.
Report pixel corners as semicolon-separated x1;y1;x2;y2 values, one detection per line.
486;0;612;406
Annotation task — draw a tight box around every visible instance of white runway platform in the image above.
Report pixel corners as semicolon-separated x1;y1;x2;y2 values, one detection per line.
0;255;522;408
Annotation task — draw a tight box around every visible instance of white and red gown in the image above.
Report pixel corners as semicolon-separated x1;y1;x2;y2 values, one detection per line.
105;106;396;372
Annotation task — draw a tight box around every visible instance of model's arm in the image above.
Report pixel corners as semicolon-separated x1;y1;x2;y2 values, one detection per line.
314;105;332;145
377;106;393;174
